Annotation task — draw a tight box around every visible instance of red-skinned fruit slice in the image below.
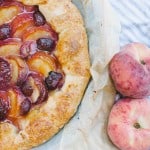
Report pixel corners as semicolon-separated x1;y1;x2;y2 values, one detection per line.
0;39;21;56
8;87;31;118
0;1;24;7
20;41;37;58
0;1;24;25
24;5;38;13
27;51;57;77
0;0;3;5
7;56;28;85
21;73;48;104
22;24;58;41
0;57;11;90
0;91;10;121
1;1;36;13
11;13;34;38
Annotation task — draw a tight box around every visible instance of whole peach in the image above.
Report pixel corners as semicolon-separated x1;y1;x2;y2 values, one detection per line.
107;98;150;150
109;42;150;98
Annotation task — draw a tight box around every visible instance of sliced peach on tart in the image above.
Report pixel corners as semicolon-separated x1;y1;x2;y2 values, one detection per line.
11;13;34;38
22;24;58;41
8;87;31;118
0;55;29;90
8;88;20;118
7;56;28;85
24;5;38;13
21;73;48;104
0;1;24;25
20;37;56;59
0;39;21;56
27;51;57;77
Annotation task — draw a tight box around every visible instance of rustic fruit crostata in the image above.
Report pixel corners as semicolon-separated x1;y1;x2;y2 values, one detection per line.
0;0;90;149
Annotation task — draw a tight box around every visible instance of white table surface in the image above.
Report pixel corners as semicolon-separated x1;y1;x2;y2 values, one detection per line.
109;0;150;47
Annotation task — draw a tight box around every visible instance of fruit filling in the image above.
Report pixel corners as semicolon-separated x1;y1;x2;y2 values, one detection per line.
20;98;31;115
0;57;11;90
36;38;56;52
0;1;65;123
45;71;63;90
33;10;46;26
0;91;10;120
0;24;11;40
21;73;48;104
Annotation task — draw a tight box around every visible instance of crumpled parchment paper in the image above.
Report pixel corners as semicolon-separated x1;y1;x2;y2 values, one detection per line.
34;0;121;149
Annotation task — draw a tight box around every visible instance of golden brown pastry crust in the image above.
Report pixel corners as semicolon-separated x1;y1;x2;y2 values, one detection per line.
0;0;90;149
